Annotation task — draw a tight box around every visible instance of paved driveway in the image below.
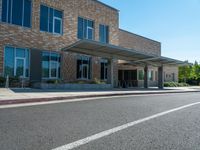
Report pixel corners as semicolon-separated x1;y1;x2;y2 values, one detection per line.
1;92;200;150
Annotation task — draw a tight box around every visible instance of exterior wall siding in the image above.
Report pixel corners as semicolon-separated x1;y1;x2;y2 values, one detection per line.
0;0;178;86
0;0;119;82
119;29;161;56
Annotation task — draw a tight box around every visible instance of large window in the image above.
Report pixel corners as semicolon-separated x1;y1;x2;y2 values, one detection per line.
77;56;91;79
77;17;94;40
138;70;144;80
1;0;32;27
148;70;154;81
40;5;63;34
100;59;108;80
4;47;30;78
99;24;109;43
42;52;61;79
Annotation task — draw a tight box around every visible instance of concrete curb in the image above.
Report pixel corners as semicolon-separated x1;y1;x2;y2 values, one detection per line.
0;90;200;106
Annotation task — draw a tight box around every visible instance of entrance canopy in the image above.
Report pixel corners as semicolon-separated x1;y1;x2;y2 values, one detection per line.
62;39;190;67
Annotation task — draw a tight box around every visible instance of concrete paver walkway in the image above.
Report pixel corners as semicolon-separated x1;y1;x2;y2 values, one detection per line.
0;87;200;105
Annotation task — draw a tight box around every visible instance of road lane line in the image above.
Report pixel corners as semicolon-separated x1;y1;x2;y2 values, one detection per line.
0;93;192;109
52;101;200;150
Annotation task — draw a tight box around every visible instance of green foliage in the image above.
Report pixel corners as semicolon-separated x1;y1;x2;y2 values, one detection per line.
179;61;200;85
0;76;6;86
164;82;189;87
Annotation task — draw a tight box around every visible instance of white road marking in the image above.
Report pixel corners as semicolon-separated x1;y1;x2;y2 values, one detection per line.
0;93;184;109
52;101;200;150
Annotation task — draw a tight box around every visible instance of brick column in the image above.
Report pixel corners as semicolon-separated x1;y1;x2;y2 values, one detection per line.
144;65;148;88
110;58;114;87
158;65;164;89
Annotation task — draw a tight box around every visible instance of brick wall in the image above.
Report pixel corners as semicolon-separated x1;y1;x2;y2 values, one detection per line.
0;0;119;81
119;29;161;56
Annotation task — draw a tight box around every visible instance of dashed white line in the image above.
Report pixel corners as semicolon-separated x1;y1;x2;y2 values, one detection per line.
52;101;200;150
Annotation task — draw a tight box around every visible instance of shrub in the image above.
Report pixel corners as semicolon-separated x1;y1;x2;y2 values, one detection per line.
164;82;190;87
0;76;6;86
46;80;60;84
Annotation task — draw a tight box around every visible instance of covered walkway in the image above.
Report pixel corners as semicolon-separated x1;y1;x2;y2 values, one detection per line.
62;39;189;89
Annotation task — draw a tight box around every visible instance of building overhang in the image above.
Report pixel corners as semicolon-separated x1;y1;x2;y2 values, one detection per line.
62;40;191;67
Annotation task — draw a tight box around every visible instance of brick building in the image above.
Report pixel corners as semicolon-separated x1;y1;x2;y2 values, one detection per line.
0;0;186;89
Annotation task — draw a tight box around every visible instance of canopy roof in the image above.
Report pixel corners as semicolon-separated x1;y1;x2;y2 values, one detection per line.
62;40;190;67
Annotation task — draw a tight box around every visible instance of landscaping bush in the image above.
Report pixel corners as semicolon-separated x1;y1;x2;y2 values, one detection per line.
164;82;189;87
0;76;6;87
46;79;61;84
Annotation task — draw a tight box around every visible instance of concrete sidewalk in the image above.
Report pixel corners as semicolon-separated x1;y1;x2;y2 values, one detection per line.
0;87;200;105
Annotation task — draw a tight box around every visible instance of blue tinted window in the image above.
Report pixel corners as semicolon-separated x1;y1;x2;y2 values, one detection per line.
40;5;49;32
12;0;23;26
4;47;15;77
99;24;109;43
4;47;30;78
49;8;54;33
78;17;83;39
42;52;60;78
1;0;31;27
54;10;62;18
23;0;32;27
2;0;8;22
77;17;94;40
40;5;63;34
54;19;61;34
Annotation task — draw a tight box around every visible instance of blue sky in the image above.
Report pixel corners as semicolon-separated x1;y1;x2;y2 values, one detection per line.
100;0;200;63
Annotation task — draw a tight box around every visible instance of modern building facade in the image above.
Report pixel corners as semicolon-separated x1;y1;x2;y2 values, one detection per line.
0;0;185;89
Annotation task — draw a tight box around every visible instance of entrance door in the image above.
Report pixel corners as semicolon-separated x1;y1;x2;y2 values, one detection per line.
15;58;25;77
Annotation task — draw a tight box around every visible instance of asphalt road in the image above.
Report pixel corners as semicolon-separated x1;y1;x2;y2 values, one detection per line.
1;92;200;150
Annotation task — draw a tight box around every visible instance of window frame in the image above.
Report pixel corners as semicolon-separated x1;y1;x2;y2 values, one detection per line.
138;70;144;81
77;16;95;40
99;24;109;43
100;59;108;81
42;51;61;79
3;46;30;78
1;0;32;28
77;56;91;80
40;4;63;35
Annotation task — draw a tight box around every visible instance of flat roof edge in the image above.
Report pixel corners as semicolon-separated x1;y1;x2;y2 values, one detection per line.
119;29;161;44
95;0;119;12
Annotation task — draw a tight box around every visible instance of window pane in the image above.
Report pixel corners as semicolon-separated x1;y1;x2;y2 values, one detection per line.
8;0;12;23
23;0;32;27
40;5;49;32
2;0;8;22
16;48;26;57
54;9;62;18
87;28;93;40
88;20;94;28
4;47;15;77
106;26;109;43
101;63;104;80
16;59;25;77
54;18;61;34
77;17;83;39
12;0;23;26
77;59;82;78
42;52;50;78
99;24;105;43
50;62;57;78
49;8;53;33
83;19;87;38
